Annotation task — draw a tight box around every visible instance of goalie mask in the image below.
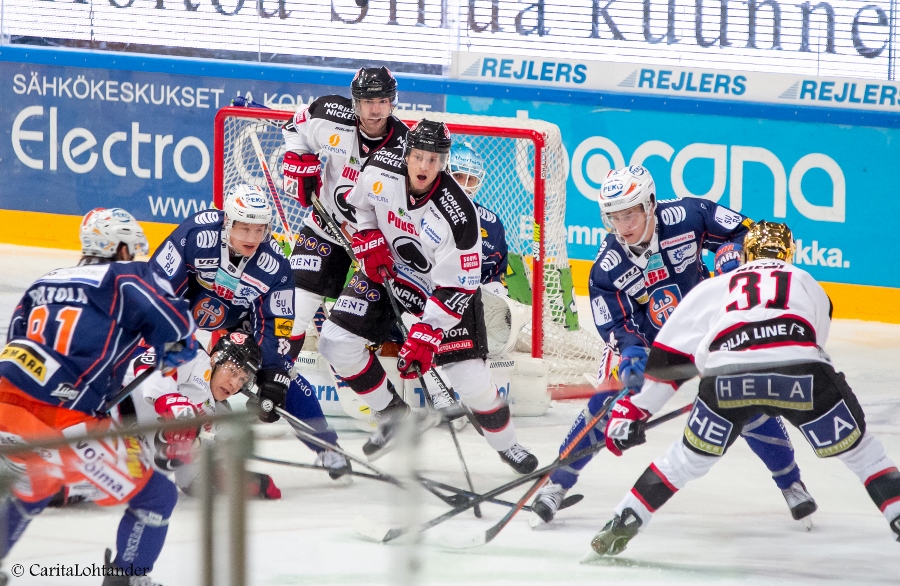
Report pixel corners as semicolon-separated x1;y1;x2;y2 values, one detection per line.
80;207;149;260
598;165;657;247
449;142;486;197
222;184;273;256
210;331;262;399
742;221;795;264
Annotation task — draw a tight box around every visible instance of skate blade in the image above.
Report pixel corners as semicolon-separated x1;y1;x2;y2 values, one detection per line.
579;548;605;564
352;515;404;543
801;515;814;531
528;513;546;529
332;474;354;486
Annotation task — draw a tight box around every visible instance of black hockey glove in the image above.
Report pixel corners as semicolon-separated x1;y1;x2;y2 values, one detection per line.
255;369;290;423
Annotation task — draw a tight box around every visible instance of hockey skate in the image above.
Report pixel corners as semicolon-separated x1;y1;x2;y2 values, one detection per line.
529;480;568;526
890;514;900;542
589;507;643;557
781;481;817;527
363;393;440;460
498;443;538;474
101;549;162;586
315;449;353;482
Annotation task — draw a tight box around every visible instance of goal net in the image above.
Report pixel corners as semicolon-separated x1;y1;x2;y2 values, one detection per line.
213;106;604;390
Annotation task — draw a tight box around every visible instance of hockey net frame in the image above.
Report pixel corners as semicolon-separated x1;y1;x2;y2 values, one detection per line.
213;106;603;391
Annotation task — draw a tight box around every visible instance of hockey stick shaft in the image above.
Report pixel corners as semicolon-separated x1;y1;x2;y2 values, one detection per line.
248;129;294;248
377;402;692;542
101;366;156;413
251;455;398;485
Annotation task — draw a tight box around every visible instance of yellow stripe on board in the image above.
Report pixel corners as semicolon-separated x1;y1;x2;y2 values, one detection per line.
0;210;178;253
569;258;900;324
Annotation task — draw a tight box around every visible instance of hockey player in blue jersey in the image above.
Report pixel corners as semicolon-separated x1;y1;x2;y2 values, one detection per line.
449;142;508;297
150;184;351;478
530;165;816;526
0;208;197;586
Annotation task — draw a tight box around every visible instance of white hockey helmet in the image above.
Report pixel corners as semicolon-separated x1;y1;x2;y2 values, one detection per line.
598;165;656;234
223;184;273;226
449;142;486;197
80;207;149;259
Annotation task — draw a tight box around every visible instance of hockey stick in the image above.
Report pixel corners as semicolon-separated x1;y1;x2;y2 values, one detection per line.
248;128;295;255
378;266;483;518
354;402;692;544
417;475;584;513
241;389;467;507
251;455;399;486
101;366;156;413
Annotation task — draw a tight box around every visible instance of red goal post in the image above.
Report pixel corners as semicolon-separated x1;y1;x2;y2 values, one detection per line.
213;106;604;390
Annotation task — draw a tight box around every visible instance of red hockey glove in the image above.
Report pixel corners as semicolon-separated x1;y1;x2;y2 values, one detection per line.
153;393;198;469
282;151;321;207
605;397;650;457
351;229;395;284
247;471;282;500
397;323;443;380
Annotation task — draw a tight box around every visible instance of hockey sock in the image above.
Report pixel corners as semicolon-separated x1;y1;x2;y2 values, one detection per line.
741;415;800;490
2;495;51;558
285;374;339;450
341;351;393;412
549;391;615;489
114;472;177;573
471;403;517;451
837;434;900;524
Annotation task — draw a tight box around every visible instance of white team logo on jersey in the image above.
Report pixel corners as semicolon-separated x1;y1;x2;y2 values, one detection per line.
599;251;622;272
257;252;280;275
660;206;687;226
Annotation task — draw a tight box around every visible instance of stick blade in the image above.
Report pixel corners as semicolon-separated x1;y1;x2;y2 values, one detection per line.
352;515;399;543
436;529;488;549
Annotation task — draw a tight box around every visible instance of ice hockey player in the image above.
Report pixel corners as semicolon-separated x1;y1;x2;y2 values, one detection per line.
149;184;351;478
281;66;408;356
448;142;508;297
317;119;538;473
590;221;900;556
0;207;197;586
122;332;282;499
530;165;815;526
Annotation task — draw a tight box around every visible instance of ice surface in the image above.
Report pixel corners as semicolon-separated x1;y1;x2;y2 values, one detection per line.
1;244;898;585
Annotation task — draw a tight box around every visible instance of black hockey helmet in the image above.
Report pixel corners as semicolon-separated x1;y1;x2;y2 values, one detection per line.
351;66;398;101
211;331;262;389
406;119;452;155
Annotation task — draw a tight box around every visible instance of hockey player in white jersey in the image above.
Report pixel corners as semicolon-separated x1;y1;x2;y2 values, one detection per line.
122;333;282;500
589;222;900;556
282;66;408;357
317;120;538;473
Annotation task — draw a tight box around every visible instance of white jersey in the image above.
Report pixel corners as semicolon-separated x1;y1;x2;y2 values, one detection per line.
282;95;408;242
121;349;220;486
348;147;483;333
655;259;833;376
632;260;833;414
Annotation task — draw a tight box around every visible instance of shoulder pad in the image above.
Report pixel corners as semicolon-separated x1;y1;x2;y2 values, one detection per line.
433;176;479;250
366;146;406;174
308;95;356;125
476;204;498;224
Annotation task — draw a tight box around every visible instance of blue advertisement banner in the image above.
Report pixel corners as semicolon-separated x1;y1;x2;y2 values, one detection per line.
1;57;444;223
447;95;899;288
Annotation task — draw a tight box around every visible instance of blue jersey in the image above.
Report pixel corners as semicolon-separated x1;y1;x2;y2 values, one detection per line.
589;197;753;351
0;262;195;415
476;203;508;288
150;210;294;370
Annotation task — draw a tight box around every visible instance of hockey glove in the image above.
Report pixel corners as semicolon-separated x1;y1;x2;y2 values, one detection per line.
256;368;290;423
247;471;282;500
351;229;395;284
714;242;743;276
158;338;199;375
153;393;198;470
282;151;321;207
616;346;649;391
605;397;650;456
397;323;443;380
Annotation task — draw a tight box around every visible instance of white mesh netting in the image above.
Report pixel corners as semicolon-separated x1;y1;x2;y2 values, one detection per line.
216;107;603;388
